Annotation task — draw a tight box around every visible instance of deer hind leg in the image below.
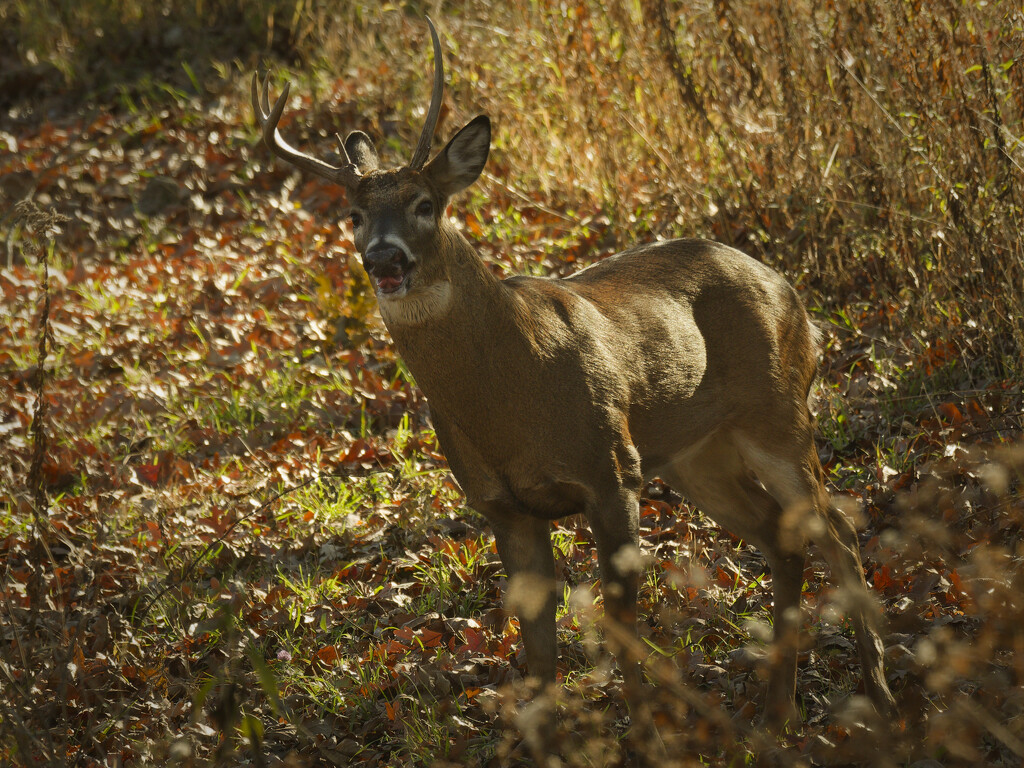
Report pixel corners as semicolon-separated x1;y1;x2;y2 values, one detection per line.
817;501;897;718
589;481;671;757
664;434;804;726
739;434;897;720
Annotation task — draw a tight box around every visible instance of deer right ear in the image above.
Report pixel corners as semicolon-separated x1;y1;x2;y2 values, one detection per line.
424;115;490;198
344;131;379;174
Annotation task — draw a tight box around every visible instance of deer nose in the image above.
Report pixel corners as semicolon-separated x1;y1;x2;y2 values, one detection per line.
362;245;408;276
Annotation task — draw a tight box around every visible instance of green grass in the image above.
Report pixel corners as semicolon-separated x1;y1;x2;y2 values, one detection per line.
2;1;1023;765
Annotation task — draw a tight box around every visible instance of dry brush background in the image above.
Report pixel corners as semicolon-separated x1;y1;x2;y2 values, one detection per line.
2;1;1023;765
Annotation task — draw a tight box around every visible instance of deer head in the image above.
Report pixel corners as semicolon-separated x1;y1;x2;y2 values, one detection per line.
252;18;491;318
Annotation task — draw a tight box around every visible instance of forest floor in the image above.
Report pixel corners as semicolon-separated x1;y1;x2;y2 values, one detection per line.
3;5;1024;766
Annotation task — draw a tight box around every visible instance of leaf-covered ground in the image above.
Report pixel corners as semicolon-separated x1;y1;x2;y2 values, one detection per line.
3;6;1024;767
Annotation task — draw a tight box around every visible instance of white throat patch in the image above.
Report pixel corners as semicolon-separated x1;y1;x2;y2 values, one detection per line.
378;280;453;326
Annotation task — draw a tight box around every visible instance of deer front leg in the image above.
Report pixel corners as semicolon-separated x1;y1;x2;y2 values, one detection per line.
433;416;558;683
489;510;558;685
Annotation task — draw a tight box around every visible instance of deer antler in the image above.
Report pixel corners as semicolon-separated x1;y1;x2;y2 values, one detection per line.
408;16;445;170
250;72;362;188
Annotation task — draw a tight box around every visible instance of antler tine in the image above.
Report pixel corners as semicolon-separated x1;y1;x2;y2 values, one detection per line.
250;71;361;189
409;16;445;170
259;72;274;116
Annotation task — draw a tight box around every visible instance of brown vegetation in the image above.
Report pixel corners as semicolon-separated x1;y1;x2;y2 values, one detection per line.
1;1;1022;765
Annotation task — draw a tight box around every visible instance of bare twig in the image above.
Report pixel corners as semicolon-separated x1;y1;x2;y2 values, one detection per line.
4;199;70;768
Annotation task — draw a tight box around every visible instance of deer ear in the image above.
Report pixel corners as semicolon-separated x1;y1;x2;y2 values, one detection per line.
424;115;490;197
344;131;379;173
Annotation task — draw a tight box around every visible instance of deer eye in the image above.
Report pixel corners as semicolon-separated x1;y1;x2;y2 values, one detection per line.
349;211;363;228
415;199;433;218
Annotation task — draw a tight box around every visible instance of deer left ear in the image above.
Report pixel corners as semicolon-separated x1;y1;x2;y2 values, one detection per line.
344;131;379;173
424;115;490;198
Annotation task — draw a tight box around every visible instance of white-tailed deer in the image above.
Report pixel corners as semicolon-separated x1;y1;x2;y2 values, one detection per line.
251;18;896;724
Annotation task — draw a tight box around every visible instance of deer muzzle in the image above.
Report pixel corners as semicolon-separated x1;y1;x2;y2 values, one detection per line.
363;245;412;294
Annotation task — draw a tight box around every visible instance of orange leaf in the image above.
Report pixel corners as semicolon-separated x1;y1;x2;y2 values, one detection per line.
316;645;340;665
462;627;487;653
394;626;414;643
966;399;987;419
417;628;443;648
937;402;963;425
872;566;895;591
384;639;408;657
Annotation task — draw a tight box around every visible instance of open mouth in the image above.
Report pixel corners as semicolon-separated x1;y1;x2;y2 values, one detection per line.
375;274;407;294
370;264;413;301
372;268;411;295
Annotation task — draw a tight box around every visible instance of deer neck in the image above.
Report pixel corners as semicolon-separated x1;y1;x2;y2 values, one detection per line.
380;231;524;415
